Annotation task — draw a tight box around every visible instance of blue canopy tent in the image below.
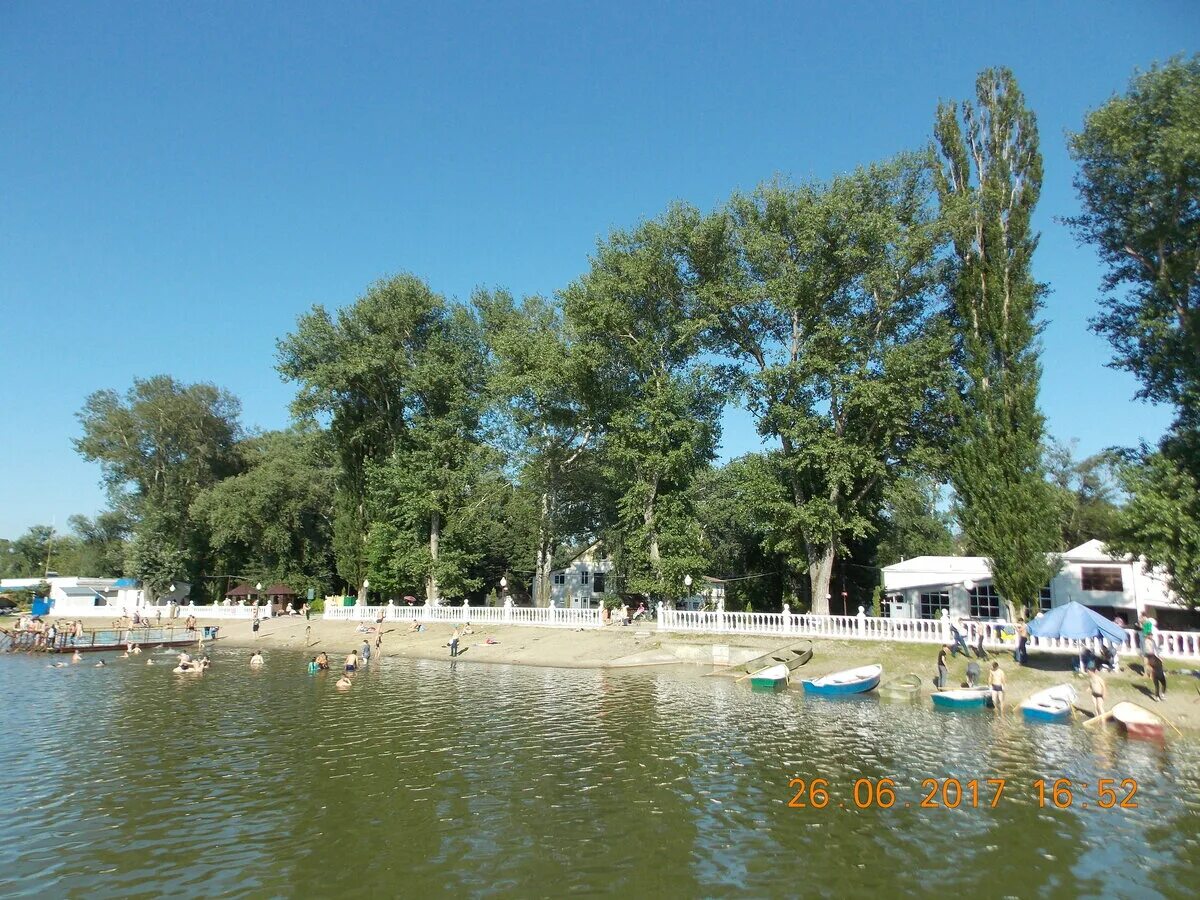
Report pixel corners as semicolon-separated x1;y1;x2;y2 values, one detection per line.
1028;601;1128;643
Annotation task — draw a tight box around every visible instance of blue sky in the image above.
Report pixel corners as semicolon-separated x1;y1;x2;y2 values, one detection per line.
1;1;1197;537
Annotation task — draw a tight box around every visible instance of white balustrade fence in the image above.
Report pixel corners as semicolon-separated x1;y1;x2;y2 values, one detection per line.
323;602;603;629
319;600;1200;660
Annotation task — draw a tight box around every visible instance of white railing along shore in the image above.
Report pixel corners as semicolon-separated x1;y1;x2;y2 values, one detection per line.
655;604;1200;660
323;601;602;629
319;600;1200;660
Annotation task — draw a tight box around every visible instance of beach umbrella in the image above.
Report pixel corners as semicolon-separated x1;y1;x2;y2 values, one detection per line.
1028;601;1128;643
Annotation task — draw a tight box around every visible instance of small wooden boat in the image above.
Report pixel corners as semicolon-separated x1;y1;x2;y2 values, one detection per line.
1110;701;1166;740
801;664;881;696
879;673;922;698
750;663;790;693
931;688;992;710
1020;684;1076;724
726;641;813;678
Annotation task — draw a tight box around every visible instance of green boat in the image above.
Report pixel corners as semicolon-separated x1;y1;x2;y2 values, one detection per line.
750;663;790;692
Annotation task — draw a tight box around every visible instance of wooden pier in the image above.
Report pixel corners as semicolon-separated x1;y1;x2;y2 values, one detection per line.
0;625;204;654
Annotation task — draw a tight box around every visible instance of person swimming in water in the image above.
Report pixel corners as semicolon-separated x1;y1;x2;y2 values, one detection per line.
308;657;319;674
71;651;83;663
250;651;264;669
336;674;352;689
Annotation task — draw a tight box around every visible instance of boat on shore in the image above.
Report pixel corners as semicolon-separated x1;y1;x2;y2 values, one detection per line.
749;663;790;693
879;673;922;698
1020;684;1076;724
1110;701;1166;740
931;687;992;710
727;641;813;679
801;664;881;696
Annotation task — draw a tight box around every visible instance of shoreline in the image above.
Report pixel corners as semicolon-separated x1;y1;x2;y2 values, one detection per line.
10;614;1200;733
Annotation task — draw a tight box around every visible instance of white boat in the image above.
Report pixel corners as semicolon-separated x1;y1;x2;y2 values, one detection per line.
1020;684;1076;723
801;664;882;696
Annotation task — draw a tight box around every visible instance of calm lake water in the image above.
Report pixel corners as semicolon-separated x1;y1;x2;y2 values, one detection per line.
0;647;1197;898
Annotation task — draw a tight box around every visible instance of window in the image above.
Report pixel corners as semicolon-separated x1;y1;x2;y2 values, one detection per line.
592;572;606;594
969;585;1002;619
1081;567;1123;592
920;591;949;620
552;573;566;586
580;569;589;586
1039;586;1053;612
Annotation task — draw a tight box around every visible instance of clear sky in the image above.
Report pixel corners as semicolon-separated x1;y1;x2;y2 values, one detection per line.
1;1;1197;537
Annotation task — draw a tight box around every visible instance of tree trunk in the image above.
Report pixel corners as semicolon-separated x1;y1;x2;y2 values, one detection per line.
808;544;835;615
644;478;661;572
533;490;553;608
427;510;441;604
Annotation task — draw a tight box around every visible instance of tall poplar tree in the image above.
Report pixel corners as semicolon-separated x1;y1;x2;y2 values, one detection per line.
934;68;1060;616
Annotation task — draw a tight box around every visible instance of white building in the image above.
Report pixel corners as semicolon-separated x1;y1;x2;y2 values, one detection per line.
544;541;614;608
881;539;1178;623
0;576;190;617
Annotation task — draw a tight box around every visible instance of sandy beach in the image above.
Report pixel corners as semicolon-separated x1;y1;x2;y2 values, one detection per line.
175;614;1200;732
8;612;1199;732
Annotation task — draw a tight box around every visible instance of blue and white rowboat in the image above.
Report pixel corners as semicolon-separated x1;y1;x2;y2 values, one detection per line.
1020;684;1076;724
801;664;882;696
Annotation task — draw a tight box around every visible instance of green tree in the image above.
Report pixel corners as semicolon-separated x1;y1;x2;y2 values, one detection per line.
1045;440;1121;549
935;67;1061;617
1110;449;1200;607
699;156;952;614
875;475;956;566
1067;56;1200;431
63;511;131;576
279;275;493;602
191;427;337;591
277;274;447;601
74;375;242;596
2;525;55;577
562;208;721;600
477;290;600;606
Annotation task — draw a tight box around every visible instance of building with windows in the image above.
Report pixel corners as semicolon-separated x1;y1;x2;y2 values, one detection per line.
543;541;615;608
881;539;1179;623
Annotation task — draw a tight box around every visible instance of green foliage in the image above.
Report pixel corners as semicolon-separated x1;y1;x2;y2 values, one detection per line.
477;289;600;604
1045;440;1122;549
1110;450;1200;608
563;207;721;599
699;155;952;613
935;67;1061;616
74;375;242;590
124;518;188;599
875;475;956;566
277;274;446;595
191;427;336;590
1067;55;1200;429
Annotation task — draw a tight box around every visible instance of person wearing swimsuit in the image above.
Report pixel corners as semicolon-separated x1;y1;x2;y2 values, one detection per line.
989;662;1006;715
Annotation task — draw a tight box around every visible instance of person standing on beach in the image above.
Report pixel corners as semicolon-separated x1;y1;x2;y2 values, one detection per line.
936;645;949;690
449;628;460;658
302;602;310;621
1146;649;1167;701
1088;668;1107;717
988;662;1006;714
1016;620;1028;665
252;612;261;639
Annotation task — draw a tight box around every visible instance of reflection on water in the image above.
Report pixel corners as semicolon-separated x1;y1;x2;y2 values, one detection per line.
0;648;1197;898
